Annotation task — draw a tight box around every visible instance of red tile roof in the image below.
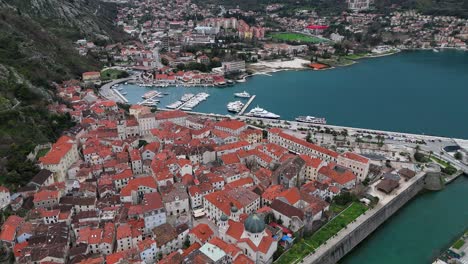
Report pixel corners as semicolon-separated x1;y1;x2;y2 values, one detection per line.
215;119;246;131
318;163;356;186
221;153;240;165
120;176;157;196
39;136;74;165
0;215;24;242
189;223;214;243
341;152;369;164
279;187;301;205
155;110;188;120
262;185;283;202
269;129;338;158
34;190;59;203
299;154;323;168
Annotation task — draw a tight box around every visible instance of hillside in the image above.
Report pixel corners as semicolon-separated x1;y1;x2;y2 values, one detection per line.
0;0;126;189
375;0;468;17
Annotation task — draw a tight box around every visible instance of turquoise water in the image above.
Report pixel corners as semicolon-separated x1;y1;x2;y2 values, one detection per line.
342;175;468;264
122;50;468;139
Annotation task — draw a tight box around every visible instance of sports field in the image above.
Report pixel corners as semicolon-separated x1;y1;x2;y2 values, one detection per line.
270;32;326;43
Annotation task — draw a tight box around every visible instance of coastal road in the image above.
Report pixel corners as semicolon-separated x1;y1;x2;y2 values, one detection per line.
99;77;134;103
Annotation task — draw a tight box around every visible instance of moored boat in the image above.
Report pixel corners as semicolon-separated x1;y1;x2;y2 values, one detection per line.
234;91;251;98
244;106;280;119
295;116;326;124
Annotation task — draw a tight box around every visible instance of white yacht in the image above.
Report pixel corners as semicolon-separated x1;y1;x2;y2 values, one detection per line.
227;101;244;113
234;91;251;98
245;106;280;119
295;116;326;124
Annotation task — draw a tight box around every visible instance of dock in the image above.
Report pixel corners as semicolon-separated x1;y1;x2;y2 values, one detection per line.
237;95;256;116
138;95;158;106
113;89;129;103
176;94;196;110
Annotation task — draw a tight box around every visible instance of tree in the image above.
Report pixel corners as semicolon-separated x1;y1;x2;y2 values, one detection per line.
454;152;463;160
333;192;358;206
183;237;191;249
306;131;313;143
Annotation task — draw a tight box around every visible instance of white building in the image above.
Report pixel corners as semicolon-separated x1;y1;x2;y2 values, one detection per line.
39;136;79;182
337;152;370;182
0;186;10;210
222;60;246;74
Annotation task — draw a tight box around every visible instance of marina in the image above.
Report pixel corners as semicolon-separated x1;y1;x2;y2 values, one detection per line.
164;93;210;111
115;50;468;139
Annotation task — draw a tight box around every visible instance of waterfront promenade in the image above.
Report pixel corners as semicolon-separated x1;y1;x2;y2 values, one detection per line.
99;77;134;103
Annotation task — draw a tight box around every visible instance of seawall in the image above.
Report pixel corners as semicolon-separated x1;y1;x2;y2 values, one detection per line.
304;173;428;264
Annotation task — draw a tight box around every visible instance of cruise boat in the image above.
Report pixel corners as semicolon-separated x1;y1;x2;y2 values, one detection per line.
245;106;280;119
234;91;251;98
295;116;326;124
142;91;159;99
227;101;244;113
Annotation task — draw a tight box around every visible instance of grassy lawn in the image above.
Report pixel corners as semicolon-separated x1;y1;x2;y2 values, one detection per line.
431;156;450;167
276;202;368;264
330;203;347;214
101;69;128;81
36;148;50;159
269;32;326;44
452;239;465;250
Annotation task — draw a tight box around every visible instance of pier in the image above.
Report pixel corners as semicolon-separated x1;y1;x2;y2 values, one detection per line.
138;95;158;106
237;95;256;116
176;94;196;110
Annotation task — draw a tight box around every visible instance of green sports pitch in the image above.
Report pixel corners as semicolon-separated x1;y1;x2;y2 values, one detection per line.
269;32;326;43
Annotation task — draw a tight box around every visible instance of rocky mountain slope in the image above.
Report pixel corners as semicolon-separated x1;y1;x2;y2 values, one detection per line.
0;0;126;188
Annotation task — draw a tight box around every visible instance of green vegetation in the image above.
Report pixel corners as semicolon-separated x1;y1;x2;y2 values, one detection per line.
276;202;368;263
0;0;125;189
333;192;359;206
441;165;457;175
375;0;468;18
101;69;129;81
36;148;50;159
454;152;463;160
452;239;465;250
414;152;430;163
269;32;326;44
430;156;450;167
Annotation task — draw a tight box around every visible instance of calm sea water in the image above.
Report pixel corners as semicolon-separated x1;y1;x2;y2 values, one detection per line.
122;50;468;139
341;176;468;264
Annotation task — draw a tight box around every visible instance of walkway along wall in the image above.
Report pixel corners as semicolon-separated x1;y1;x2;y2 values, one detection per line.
304;173;428;264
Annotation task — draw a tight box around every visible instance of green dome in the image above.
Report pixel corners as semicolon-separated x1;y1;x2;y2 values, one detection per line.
231;206;238;213
244;213;265;233
220;214;228;221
